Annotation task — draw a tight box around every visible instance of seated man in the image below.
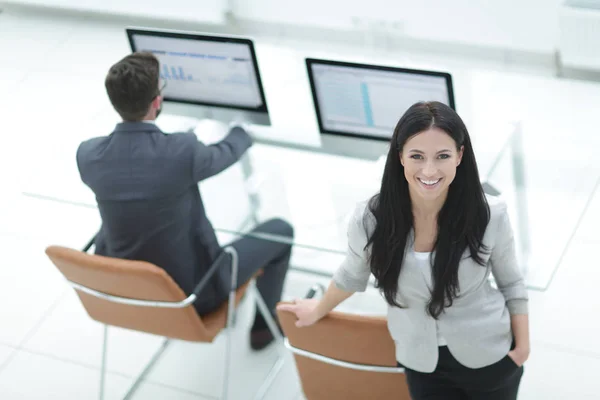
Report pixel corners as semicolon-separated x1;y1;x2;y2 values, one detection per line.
77;52;293;350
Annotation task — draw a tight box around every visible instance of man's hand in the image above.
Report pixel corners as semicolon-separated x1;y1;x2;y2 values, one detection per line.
229;118;251;133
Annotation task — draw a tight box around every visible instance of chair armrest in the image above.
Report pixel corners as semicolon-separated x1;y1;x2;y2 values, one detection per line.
82;234;97;253
305;283;325;299
191;247;233;297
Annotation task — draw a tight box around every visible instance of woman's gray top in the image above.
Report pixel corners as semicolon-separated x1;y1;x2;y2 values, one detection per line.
333;195;528;373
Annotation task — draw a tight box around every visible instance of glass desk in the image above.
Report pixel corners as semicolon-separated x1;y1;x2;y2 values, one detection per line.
22;117;599;292
484;122;600;290
21;118;565;293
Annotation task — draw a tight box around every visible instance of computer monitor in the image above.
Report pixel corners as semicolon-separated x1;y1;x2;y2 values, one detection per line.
306;58;455;159
126;27;270;126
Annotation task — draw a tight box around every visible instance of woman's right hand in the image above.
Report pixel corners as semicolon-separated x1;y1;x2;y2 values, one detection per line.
276;298;322;327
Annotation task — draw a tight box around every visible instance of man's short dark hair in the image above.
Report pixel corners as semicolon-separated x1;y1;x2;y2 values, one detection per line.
105;52;160;121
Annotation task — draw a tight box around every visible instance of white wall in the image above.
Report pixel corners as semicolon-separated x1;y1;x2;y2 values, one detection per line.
1;0;228;24
231;0;563;54
4;0;565;55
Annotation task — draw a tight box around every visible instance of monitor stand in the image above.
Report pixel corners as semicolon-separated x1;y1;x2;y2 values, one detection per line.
157;103;389;161
318;134;391;161
157;102;270;132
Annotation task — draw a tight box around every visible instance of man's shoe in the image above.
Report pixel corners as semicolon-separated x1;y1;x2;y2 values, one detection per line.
250;328;276;351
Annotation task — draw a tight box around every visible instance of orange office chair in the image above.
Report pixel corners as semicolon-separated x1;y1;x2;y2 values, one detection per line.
45;237;284;400
277;286;411;400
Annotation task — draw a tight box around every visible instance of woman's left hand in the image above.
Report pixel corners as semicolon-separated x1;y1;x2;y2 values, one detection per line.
508;346;530;367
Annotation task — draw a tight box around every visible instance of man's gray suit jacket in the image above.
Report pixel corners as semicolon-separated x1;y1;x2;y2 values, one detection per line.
76;121;252;312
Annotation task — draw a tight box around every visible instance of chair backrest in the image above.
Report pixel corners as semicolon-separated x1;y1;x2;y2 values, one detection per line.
46;245;233;342
277;306;411;400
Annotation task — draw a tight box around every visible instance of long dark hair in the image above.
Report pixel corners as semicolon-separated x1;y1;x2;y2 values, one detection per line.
366;101;490;318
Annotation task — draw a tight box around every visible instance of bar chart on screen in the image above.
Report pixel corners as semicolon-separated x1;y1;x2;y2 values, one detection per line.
161;64;195;81
139;44;261;106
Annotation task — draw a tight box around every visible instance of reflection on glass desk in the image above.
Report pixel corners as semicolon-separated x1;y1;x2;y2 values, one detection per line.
22;119;595;293
485;122;600;290
212;137;534;289
213;122;598;293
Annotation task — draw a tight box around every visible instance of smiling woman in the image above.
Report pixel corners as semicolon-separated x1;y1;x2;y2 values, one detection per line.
401;128;463;198
370;101;487;318
279;101;530;400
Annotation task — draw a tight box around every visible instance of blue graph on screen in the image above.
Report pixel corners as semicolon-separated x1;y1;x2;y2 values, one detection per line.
360;83;374;127
161;64;194;81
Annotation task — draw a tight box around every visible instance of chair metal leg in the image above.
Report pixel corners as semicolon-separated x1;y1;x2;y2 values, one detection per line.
99;325;108;400
222;288;237;400
222;247;239;400
253;289;282;342
122;338;170;400
252;288;286;400
219;248;283;400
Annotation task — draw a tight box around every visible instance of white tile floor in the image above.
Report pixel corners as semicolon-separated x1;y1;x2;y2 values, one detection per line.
0;6;599;399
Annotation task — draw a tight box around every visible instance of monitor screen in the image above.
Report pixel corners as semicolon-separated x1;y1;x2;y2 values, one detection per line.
306;58;455;141
126;28;269;113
